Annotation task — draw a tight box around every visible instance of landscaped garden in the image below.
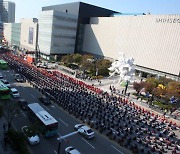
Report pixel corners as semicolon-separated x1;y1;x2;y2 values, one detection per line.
133;76;180;112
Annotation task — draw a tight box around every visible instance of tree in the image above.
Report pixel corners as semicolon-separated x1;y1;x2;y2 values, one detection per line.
0;105;3;118
159;76;173;86
72;54;83;64
5;102;20;130
146;77;159;87
96;59;111;76
133;82;145;94
166;81;180;99
144;82;156;94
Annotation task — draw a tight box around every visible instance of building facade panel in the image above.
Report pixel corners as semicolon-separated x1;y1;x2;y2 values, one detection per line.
82;15;180;76
38;10;78;55
20;18;38;51
3;23;11;45
11;23;21;46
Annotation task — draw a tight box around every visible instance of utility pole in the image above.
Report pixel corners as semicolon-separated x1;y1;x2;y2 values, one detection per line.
57;131;78;154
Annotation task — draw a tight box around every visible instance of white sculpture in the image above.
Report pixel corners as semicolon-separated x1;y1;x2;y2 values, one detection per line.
108;52;135;84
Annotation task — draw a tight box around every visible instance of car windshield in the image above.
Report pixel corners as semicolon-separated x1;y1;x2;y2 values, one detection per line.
87;129;93;134
69;147;75;151
12;91;18;94
78;124;84;128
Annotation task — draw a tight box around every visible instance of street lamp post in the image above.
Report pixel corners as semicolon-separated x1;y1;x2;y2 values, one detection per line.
57;137;61;154
57;131;78;154
124;80;129;95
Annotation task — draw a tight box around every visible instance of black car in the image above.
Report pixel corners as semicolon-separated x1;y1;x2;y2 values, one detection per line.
14;74;25;82
17;99;28;110
38;95;51;105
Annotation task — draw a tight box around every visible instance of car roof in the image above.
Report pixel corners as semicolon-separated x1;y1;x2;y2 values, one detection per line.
10;88;18;92
81;126;90;130
66;146;81;154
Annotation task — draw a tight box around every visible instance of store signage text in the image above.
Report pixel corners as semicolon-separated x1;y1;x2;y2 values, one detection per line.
156;18;180;23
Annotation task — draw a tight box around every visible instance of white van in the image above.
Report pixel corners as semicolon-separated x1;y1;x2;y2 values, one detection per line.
10;88;20;98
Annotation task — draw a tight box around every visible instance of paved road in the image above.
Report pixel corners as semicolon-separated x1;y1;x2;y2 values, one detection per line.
1;69;130;154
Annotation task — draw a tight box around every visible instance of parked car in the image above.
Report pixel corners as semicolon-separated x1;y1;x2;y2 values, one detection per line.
10;88;20;98
21;126;40;145
38;95;51;105
74;124;95;139
14;73;25;82
0;72;3;79
1;79;11;88
17;99;28;110
65;146;81;154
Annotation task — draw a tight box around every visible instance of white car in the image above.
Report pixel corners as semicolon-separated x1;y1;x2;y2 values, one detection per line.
75;124;95;139
21;126;40;145
1;79;11;88
10;88;20;98
65;146;81;154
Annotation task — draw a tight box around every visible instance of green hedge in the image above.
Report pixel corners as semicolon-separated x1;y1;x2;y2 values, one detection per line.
153;101;173;111
7;129;30;154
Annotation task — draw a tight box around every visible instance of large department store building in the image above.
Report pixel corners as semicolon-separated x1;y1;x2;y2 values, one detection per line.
82;14;180;79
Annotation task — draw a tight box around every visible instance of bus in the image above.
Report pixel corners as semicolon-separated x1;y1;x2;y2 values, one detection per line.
0;81;10;100
27;103;58;137
0;59;8;69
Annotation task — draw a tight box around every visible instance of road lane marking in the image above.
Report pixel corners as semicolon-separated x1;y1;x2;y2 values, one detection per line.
111;145;124;154
54;150;57;154
31;94;36;99
58;118;68;127
81;138;95;149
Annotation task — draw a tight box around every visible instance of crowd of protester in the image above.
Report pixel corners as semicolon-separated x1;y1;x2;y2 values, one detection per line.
1;52;180;154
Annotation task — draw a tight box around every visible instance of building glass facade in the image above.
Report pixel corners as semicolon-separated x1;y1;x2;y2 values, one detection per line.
11;23;21;47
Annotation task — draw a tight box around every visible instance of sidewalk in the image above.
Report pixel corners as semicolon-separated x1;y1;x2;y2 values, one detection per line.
0;117;13;154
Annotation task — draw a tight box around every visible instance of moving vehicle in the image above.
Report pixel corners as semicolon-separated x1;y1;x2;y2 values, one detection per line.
0;72;3;79
14;74;25;82
0;59;8;69
10;88;20;98
21;125;40;145
17;99;28;110
38;95;51;105
74;124;95;139
1;79;11;88
65;146;81;154
27;103;58;137
0;80;10;100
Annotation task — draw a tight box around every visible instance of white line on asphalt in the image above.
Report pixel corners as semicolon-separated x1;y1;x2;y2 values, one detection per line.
21;110;26;117
54;150;57;154
31;94;36;99
81;138;95;149
58;118;68;127
111;145;124;154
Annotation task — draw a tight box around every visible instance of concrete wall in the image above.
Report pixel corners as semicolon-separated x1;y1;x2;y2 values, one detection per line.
82;15;180;76
3;23;11;45
20;18;38;51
